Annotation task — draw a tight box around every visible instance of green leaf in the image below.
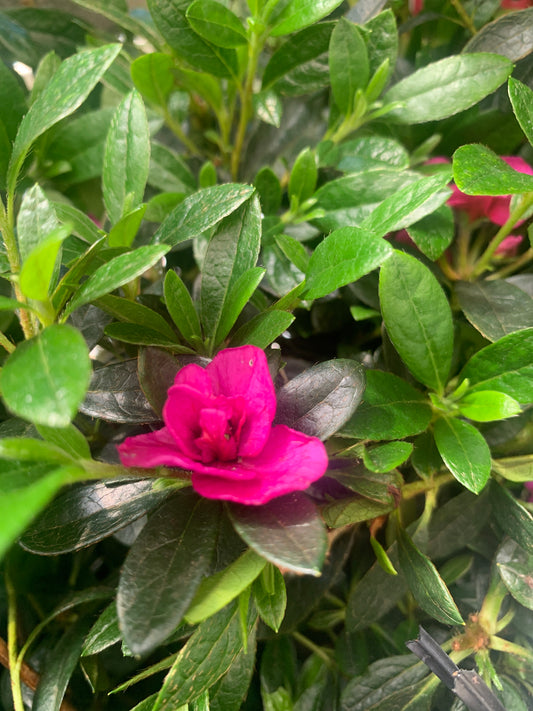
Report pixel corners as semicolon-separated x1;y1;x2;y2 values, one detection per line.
17;184;60;263
186;0;247;48
107;205;147;248
319;135;409;172
185;549;266;624
253;90;282;127
104;322;184;349
0;461;75;560
459;328;533;404
453;143;533;195
509;77;533;148
406;205;454;261
261;22;334;94
62;244;169;317
149;141;196;194
322;497;395;528
0;59;27;142
137;347;181;416
117;491;220;656
383;53;513;124
329;18;369;114
252;564;287;633
229;310;295;349
8;43;121;192
304;227;393;300
103;89;150;225
288;147;317;204
492;455;533;483
52;202;103;244
19;223;72;302
379;251;453;393
0;437;74;464
361;170;452;237
147;0;238;78
274;234;309;273
363;441;413;473
490;480;533;555
200;195;261;338
269;0;344;37
496;539;533;610
457;390;521;422
209;624;257;711
228;493;327;576
463;8;533;62
254;167;282;214
0;324;90;427
153;183;254;247
153;601;257;710
21;479;169;554
397;527;463;626
36;423;91;460
131;52;175;106
214;267;266;345
82;602;121;657
274;358;365;440
341;370;432;441
433;417;491;494
96;293;176;340
164;270;202;344
365;9;398;78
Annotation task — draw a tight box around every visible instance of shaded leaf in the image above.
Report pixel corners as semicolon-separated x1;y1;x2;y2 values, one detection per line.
509;77;533;148
322;497;395;529
138;347;182;416
496;539;533;610
82;602;121;657
252;564;287;633
489;480;533;555
464;9;533;62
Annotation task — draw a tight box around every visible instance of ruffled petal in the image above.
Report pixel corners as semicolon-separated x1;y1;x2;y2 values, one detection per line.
207;346;276;457
117;427;196;470
163;385;209;459
191;425;328;505
173;363;212;394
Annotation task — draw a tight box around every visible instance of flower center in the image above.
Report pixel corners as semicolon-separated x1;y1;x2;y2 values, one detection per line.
193;396;246;464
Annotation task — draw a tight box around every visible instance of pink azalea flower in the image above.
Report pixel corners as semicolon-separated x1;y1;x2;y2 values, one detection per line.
525;481;533;502
118;345;328;505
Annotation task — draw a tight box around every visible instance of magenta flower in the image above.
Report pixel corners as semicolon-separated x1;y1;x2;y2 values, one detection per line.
118;345;328;505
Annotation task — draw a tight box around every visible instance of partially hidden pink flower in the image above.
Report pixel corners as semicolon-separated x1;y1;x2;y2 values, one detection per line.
525;481;533;502
118;345;329;505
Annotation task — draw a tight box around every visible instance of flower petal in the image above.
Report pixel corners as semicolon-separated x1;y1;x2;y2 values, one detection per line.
191;425;328;505
117;427;195;470
163;385;208;460
206;346;276;457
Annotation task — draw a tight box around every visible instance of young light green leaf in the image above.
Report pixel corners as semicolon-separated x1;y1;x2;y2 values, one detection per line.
17;184;61;262
214;267;265;346
131;52;175;106
229;310;295;349
288;147;317;205
185;550;266;625
0;437;74;465
304;226;393;300
363;441;413;473
8;43;121;192
19;223;72;302
379;250;453;393
383;53;513;124
457;390;521;422
453;143;533;195
164;269;202;344
107;205;147;248
329;18;369;114
62;244;169;317
397;526;464;626
433;417;491;494
103;89;150;225
36;423;91;460
274;234;310;273
509;77;533;148
252;564;287;633
0;324;91;427
186;0;247;48
269;0;344;37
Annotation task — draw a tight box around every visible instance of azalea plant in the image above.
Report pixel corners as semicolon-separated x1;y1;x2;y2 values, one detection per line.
0;0;532;709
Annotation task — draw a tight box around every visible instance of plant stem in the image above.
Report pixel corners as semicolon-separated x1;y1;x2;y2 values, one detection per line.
478;576;507;635
6;572;24;711
401;473;454;500
449;0;477;34
163;106;201;156
0;331;15;353
490;636;533;662
486;247;533;280
292;631;336;670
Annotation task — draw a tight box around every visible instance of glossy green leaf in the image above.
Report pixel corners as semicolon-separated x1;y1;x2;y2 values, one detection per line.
16;184;61;263
214;267;265;345
509;77;533;148
274;358;365;440
153;601;257;710
379;251;453;393
228;493;327;576
186;0;247;48
82;602;121;656
269;0;344;37
288;147;317;204
457;278;533;341
0;437;74;465
104;322;185;349
365;9;398;78
362;170;452;237
107;205;147;249
457;390;521;422
96;294;176;340
397;527;463;626
185;549;266;624
383;54;512;124
229;310;295;349
63;244;169;317
459;328;533;404
406;205;454;261
137;347;183;416
370;536;398;576
164;269;202;344
36;423;91;460
490;480;533;555
305;227;393;300
200;195;261;338
0;59;27;142
21;479;169;554
496;539;533;610
341;370;432;441
322;497;395;529
153;183;254;247
103;90;150;225
252;564;287;633
463;8;533;62
363;441;413;473
274;234;310;273
149;141;196;194
19;223;72;302
329;18;369;114
0;324;90;427
262;22;334;93
8;43;121;192
433;417;491;494
117;491;220;655
453;143;533;195
52;202;103;244
320;135;409;172
492;455;533;483
209;624;257;711
131;52;175;106
253;89;282;127
147;0;238;78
